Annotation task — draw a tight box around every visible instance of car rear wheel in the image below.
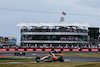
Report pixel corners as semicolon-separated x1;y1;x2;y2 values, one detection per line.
59;57;64;62
22;53;25;55
14;53;16;55
36;56;40;62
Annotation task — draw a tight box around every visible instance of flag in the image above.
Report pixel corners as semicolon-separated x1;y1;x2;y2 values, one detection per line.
60;17;64;21
62;11;66;15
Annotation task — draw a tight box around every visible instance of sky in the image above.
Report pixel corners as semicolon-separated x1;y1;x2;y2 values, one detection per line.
0;0;100;45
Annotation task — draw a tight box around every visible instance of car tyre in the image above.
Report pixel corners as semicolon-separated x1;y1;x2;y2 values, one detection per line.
36;56;40;62
59;57;64;62
14;53;16;55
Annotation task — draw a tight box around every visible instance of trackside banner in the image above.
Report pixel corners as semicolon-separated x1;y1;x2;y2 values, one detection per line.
17;48;25;51
54;48;61;51
44;48;52;51
72;49;80;52
63;48;70;52
91;49;99;52
0;48;7;51
9;48;16;51
81;48;89;52
35;48;43;51
26;48;34;51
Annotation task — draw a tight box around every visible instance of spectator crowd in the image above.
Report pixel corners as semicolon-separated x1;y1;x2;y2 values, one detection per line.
0;45;99;49
21;27;87;33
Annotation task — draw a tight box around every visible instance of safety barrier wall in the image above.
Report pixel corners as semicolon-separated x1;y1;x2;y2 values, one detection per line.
81;48;89;52
9;48;16;51
91;49;99;52
72;48;80;52
26;48;34;51
35;48;43;51
54;48;61;51
0;48;99;52
44;48;52;51
63;48;70;52
0;48;7;51
17;48;25;51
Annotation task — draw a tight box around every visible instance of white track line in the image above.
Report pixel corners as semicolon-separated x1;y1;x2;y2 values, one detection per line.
31;54;36;55
11;56;34;58
64;59;71;62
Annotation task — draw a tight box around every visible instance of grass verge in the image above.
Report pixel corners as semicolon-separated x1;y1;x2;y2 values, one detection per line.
63;53;100;57
0;62;100;67
0;57;33;62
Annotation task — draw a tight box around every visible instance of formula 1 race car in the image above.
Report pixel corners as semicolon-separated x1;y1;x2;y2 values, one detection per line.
14;51;25;55
48;51;63;56
35;51;64;62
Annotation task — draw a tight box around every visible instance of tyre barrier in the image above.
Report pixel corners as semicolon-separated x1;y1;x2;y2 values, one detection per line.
0;48;99;52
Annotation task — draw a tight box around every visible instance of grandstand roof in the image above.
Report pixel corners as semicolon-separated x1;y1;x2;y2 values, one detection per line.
16;22;90;27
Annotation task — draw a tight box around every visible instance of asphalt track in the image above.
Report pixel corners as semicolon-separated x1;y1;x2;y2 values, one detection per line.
1;52;100;62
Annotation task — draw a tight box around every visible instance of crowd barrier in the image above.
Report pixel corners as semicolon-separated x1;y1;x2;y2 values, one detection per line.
0;48;99;52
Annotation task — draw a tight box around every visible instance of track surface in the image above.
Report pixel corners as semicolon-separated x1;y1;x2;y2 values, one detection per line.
1;52;100;62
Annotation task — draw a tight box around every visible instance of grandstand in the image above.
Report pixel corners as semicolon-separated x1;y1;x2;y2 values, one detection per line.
16;22;90;48
0;36;17;46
